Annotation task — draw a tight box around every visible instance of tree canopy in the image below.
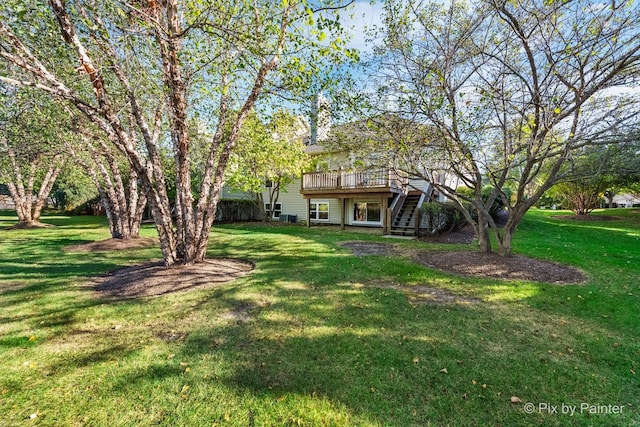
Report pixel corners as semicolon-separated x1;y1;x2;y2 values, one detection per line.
0;85;72;225
354;0;640;255
0;0;356;265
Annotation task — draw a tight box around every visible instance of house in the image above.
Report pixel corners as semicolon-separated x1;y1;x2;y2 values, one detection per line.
0;194;15;210
609;193;640;208
222;97;451;236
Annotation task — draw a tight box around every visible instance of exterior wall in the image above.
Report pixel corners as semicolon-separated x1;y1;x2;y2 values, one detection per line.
0;195;15;210
258;179;344;224
222;180;347;224
313;151;351;171
611;193;640;207
408;178;429;193
265;179;308;221
305;198;343;224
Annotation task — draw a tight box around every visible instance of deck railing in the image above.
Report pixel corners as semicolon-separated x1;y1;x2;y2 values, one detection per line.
302;168;407;192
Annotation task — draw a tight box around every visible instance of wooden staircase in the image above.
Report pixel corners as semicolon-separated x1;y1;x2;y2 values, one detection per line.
390;194;421;236
389;183;435;236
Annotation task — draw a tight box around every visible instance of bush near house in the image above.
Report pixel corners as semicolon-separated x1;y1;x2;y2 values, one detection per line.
419;202;467;235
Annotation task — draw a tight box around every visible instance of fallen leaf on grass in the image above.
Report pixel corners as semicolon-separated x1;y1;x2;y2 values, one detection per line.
440;368;448;374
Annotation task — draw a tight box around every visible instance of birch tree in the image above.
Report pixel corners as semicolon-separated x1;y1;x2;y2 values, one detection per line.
368;0;640;255
0;0;354;265
0;86;68;227
67;127;147;239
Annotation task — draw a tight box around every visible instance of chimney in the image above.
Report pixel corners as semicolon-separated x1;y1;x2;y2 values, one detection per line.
309;92;331;145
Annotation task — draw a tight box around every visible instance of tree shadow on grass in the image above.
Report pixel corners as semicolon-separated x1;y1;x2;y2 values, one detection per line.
92;283;636;426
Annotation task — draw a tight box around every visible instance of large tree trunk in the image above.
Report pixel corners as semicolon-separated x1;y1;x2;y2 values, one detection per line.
69;134;146;239
606;191;615;209
475;209;492;253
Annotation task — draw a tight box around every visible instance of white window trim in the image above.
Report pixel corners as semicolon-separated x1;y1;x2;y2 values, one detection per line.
309;200;330;222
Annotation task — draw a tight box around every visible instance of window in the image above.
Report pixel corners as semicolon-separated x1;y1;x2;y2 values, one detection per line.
265;202;282;219
353;202;381;223
310;201;329;221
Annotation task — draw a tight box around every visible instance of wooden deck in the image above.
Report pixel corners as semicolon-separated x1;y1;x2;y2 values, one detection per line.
301;169;407;196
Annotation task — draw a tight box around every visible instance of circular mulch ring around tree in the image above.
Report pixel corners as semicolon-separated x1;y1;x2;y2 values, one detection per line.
341;241;584;284
414;251;585;284
93;258;255;299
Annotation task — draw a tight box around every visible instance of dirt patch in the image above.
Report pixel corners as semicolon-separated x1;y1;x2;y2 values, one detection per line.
93;258;255;299
341;241;395;256
373;282;480;305
221;301;267;323
552;215;621;221
415;251;585;284
64;237;158;252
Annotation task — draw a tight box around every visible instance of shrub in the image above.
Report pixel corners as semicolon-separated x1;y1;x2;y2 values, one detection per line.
419;202;467;235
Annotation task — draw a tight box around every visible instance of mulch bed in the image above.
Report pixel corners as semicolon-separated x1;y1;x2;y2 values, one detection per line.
92;258;255;299
341;241;585;284
413;251;585;284
341;241;396;256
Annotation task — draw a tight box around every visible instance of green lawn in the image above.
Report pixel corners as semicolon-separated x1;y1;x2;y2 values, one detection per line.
0;209;638;426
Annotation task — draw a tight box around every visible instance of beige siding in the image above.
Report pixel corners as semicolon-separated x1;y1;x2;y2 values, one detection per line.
257;179;347;225
307;198;343;224
260;179;308;221
408;178;430;193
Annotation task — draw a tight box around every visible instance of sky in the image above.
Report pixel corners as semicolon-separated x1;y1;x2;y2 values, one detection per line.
342;1;385;53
